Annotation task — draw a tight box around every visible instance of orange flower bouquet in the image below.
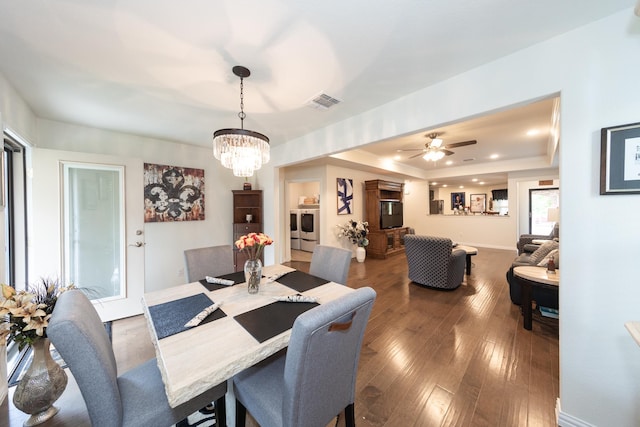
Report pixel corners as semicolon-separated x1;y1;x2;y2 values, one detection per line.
235;233;273;294
235;232;273;261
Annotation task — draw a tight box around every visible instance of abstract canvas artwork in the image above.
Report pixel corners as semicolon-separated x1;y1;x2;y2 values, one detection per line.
337;178;354;215
144;163;205;222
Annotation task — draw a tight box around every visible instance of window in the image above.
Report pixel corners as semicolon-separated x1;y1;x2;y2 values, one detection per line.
3;132;30;384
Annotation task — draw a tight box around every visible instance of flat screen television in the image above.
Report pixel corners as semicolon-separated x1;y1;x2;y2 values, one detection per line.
380;200;403;229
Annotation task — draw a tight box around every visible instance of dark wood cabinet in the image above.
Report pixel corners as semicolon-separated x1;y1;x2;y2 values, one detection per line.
364;180;408;259
232;190;263;271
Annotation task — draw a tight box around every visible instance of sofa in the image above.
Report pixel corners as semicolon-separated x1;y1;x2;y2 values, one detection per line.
506;237;559;309
516;223;559;255
404;235;466;290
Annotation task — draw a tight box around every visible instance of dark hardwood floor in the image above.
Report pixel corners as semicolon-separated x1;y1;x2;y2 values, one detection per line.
1;247;559;427
288;247;559;427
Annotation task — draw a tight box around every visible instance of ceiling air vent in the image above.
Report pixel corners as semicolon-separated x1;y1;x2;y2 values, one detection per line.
307;93;341;110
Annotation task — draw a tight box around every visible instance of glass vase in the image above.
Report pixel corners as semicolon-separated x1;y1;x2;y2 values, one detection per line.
13;337;68;426
244;258;262;294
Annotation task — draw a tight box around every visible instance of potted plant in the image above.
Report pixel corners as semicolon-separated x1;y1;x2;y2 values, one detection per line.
0;279;74;425
337;220;369;262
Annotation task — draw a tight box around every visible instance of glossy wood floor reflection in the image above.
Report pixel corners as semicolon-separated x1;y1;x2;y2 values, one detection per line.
289;248;559;427
1;247;558;427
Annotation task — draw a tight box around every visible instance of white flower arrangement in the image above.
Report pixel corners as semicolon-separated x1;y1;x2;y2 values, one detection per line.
337;220;369;247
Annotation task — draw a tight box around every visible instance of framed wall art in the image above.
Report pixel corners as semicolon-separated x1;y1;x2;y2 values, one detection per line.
144;163;205;222
470;194;486;213
337;178;353;215
451;192;465;210
600;122;640;194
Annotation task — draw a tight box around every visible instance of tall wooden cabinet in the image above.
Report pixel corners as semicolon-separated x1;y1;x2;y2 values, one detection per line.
232;190;263;271
364;180;409;259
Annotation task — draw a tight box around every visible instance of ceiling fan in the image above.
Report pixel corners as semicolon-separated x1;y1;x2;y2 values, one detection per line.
399;133;477;161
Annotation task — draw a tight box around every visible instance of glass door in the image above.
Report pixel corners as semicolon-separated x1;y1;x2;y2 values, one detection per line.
62;163;125;300
529;187;559;235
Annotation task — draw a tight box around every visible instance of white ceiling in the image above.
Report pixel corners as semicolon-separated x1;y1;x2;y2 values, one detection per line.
331;95;559;187
0;0;634;184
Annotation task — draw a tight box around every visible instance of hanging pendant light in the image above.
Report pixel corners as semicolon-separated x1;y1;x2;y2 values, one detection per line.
213;66;270;177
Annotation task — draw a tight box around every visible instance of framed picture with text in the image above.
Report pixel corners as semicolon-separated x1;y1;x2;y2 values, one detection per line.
600;121;640;194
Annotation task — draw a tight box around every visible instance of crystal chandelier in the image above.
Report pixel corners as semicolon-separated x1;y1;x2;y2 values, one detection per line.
213;66;270;177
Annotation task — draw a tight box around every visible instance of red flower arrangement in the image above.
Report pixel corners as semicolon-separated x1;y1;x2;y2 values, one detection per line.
235;232;273;260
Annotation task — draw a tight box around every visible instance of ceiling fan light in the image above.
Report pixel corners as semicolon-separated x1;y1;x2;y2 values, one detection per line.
431;138;443;148
423;149;445;162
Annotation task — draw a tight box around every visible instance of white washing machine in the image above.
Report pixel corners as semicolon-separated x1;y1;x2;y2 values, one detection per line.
300;209;319;252
290;209;301;250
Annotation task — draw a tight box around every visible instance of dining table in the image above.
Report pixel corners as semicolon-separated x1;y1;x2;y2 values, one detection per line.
141;263;354;425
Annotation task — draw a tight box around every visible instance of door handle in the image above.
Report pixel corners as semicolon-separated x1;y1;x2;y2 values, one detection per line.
129;241;145;247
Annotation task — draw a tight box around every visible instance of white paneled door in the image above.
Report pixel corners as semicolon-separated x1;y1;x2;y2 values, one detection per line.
31;149;144;322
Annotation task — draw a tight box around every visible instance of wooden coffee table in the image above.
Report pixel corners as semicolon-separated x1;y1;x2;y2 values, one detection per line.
454;245;478;275
513;266;560;330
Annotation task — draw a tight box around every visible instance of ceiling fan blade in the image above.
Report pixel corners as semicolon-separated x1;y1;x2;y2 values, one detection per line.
444;140;477;149
408;152;426;159
441;149;455;156
397;148;426;152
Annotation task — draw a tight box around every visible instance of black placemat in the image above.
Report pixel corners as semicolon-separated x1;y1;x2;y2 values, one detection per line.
148;293;226;340
198;271;247;291
234;300;319;343
275;270;330;292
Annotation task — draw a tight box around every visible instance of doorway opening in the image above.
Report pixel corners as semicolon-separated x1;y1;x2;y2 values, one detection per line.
287;181;320;262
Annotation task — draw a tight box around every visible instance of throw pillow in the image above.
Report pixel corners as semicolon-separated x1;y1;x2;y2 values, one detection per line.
528;240;559;265
537;248;559;269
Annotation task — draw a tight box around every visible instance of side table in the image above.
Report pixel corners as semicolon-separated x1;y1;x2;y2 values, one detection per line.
513;266;560;330
455;245;478;275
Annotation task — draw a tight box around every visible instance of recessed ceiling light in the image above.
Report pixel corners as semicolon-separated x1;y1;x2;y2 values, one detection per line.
490;154;499;159
431;182;438;186
442;184;448;188
459;185;464;189
527;129;540;136
445;160;453;165
393;154;401;160
479;181;485;185
472;178;478;182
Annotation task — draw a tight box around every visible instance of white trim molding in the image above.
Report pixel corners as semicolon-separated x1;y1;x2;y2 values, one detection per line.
557;399;597;427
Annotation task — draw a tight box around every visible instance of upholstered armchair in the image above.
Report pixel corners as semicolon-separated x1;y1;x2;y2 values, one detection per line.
516;223;559;254
404;235;466;290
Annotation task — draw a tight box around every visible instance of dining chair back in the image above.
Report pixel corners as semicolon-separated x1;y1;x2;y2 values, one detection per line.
184;245;234;282
48;289;227;427
234;286;376;427
308;245;352;285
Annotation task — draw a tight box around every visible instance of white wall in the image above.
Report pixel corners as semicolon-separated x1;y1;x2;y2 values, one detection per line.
268;9;640;427
33;119;248;292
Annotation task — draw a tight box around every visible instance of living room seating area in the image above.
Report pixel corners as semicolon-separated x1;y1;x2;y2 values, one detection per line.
506;228;560;309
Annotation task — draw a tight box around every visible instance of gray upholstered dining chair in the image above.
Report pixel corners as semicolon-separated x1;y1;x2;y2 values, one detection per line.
308;245;352;285
404;234;466;290
233;286;376;427
47;289;227;427
184;244;234;282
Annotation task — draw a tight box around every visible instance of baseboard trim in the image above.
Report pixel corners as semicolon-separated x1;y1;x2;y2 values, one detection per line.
557;399;597;427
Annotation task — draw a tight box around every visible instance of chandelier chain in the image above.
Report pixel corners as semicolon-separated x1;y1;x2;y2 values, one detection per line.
238;76;246;128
